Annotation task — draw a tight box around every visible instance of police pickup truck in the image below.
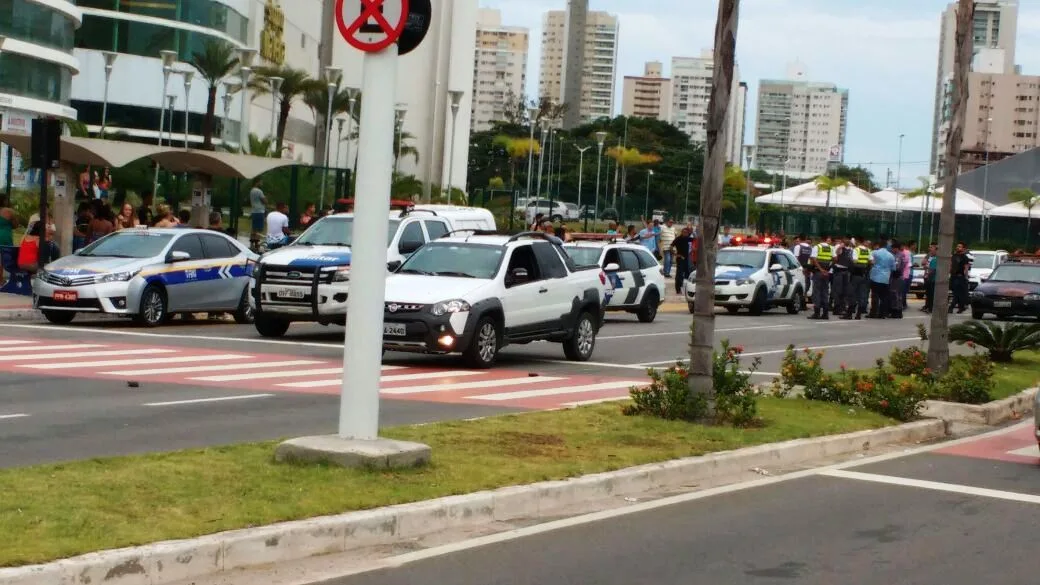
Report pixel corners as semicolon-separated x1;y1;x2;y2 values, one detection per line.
250;202;495;337
380;232;613;367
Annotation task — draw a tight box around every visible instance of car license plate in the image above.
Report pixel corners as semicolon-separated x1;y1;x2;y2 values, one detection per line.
53;290;78;302
994;301;1012;308
383;323;407;337
276;288;305;299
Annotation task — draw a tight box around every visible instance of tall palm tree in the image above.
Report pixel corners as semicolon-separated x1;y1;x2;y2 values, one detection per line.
814;175;850;210
393;130;419;168
928;0;974;374
1008;188;1040;248
688;0;739;418
189;40;239;150
252;66;321;156
223;133;278;157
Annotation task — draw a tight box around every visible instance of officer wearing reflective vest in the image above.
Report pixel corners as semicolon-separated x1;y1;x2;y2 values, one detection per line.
830;235;853;316
842;238;873;320
808;234;834;320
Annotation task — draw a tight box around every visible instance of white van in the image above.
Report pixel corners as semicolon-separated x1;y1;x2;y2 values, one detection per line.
250;203;496;336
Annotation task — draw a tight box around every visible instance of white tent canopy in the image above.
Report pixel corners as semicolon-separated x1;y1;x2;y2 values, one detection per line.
755;181;887;211
989;200;1038;219
897;187;995;217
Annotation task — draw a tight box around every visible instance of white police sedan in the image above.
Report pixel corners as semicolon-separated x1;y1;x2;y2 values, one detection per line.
33;228;257;326
684;245;806;315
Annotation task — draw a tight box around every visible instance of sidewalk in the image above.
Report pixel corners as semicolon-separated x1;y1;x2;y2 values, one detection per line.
0;291;38;321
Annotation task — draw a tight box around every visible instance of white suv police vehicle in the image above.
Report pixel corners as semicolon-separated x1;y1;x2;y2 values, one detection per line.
381;232;613;367
684;245;805;315
250;203;495;337
562;235;665;323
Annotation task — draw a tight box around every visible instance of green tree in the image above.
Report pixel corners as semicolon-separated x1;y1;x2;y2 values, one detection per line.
189;40;239;150
493;135;540;188
1008;187;1040;248
393;130;419;169
814;175;851;210
252;66;320;156
832;165;879;192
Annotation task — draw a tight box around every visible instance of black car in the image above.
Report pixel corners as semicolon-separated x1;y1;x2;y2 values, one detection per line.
969;257;1040;320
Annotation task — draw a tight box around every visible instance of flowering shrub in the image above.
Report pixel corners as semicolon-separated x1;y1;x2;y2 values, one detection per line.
770;345;826;398
856;361;929;421
888;346;929;376
938;353;994;404
624;341;760;426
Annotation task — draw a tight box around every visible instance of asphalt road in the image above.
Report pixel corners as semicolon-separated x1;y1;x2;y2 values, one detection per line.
0;303;974;467
327;422;1040;585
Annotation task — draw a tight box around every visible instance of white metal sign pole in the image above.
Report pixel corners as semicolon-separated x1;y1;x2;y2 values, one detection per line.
339;46;398;440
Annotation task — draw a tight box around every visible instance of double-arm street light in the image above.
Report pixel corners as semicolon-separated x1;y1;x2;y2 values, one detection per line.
319;66;341;210
575;144;590;230
99;51;118;136
152;50;178;195
181;69;194;148
446;90;464;204
594;131;607;230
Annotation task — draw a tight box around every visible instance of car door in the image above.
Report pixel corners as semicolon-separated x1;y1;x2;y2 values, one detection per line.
499;244;545;334
763;251;783;300
423;219;450;241
199;233;242;310
601;247;627;307
779;253;801;299
395;220;426;260
163;234;209;312
618;249;645;306
633;248;662;300
531;242;573;327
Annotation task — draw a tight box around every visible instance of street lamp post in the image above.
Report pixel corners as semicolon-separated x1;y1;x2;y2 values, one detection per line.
896;133;905;229
152;50;178;196
536;119;549;200
221;82;235;146
319;67;341;210
744;145;755;232
556;134;565;204
336;118;345;169
394;104;407;175
267;76;283;145
446;90;464;205
982;118;992;242
546;129;556;211
236;48;257;150
99;51;118;137
575;144;590;230
644;169;654;218
593;131;607;231
181;70;194;148
166;95;177;145
525;107;538;202
344;87;359;170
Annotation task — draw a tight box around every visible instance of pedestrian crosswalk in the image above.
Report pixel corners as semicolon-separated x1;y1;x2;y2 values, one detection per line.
0;337;648;410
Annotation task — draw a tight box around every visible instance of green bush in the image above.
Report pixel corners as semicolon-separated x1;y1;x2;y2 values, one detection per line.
937;354;994;404
949;320;1040;363
888;346;928;376
769;345;826;398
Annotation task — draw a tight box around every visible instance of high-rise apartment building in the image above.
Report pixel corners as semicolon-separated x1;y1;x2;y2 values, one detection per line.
471;8;529;132
931;0;1018;174
754;66;849;178
669;51;745;164
539;2;619;128
621;61;672;121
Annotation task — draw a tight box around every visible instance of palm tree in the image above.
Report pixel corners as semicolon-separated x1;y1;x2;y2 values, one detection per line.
252;66;321;155
1008;188;1040;248
223;133;278;157
928;0;974;374
393;130;419;168
814;175;850;210
905;176;938;243
605;146;662;208
189;40;239;150
688;0;739;418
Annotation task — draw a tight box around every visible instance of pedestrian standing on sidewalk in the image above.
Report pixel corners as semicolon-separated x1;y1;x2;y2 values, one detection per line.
659;218;676;277
830;235;852;316
922;242;938;313
808;234;834;320
888;240;906;319
949;241;971;313
901;240;916;308
671;226;694;294
868;240;895;319
842;237;872;320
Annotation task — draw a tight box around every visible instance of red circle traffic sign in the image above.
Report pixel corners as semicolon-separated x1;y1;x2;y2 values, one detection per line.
335;0;410;53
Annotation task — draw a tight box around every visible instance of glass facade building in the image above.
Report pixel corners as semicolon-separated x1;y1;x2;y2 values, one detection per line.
0;0;81;117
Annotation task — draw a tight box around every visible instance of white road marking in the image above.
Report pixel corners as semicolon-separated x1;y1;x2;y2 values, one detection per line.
99;360;325;376
598;324;792;341
1;323;343;349
0;344;107;353
820;469;1040;504
632;337;922;367
279;370;484;389
0;349;176;362
1007;446;1038;458
380;376;567;395
193;365;404;382
528;359;650;371
0;340;40;346
470;381;644;401
143;394;273;407
561;396;631;407
25;354;248;370
0;413;30;420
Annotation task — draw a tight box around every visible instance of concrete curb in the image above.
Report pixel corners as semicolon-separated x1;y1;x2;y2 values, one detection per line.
920;387;1038;426
0;420;946;585
0;308;40;322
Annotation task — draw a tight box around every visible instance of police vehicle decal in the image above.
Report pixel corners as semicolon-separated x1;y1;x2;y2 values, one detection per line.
286;252;353;268
716;266;757;280
624;269;645;305
141;262;251;285
49;268;104;275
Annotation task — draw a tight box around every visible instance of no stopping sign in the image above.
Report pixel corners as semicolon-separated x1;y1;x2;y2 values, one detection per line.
335;0;410;53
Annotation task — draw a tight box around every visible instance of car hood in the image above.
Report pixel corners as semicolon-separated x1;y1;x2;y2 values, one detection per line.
970;268;994;279
975;280;1040;297
714;265;761;280
384;274;494;304
261;245;354;268
44;255;148;275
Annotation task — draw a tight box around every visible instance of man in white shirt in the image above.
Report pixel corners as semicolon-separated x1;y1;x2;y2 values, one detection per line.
266;202;291;248
658;218;676;277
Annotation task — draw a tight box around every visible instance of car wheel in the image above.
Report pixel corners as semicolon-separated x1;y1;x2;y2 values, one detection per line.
971;309;985;320
726;306;740;315
563;311;596;362
636;290;659;323
254;313;290;337
687;302;696;314
42;310;75;325
463;316;499;368
787;289;804;314
747;287;767;316
133;285;167;327
551;214;563;223
233;288;255;324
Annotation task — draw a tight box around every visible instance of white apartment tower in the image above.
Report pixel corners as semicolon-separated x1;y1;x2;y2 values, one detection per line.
930;0;1018;175
539;2;619;128
754;67;850;178
621;61;672;121
472;9;529;132
670;51;746;164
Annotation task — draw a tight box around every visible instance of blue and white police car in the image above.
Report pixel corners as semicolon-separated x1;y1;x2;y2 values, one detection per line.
684;244;805;315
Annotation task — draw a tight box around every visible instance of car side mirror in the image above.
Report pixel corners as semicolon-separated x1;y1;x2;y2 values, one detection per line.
168;251;191;263
604;262;621;272
399;240;423;255
770;263;784;272
387;261;402;272
507;267;529;286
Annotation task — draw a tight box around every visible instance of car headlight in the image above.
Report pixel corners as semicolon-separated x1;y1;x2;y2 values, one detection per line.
1025;293;1040;301
322;265;351;282
96;271;138;283
735;278;755;286
430;299;471;316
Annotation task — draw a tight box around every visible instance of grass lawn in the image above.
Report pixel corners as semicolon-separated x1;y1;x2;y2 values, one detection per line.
0;399;893;567
991;350;1040;400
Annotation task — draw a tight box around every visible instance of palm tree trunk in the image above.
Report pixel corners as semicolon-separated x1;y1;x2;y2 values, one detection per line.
276;100;291;156
202;85;217;150
927;0;973;373
689;0;739;417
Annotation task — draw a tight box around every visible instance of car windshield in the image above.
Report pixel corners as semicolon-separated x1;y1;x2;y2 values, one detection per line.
76;232;173;258
717;249;765;269
971;252;996;269
397;242;504;279
563;246;602;266
987;265;1040;284
294;217;401;247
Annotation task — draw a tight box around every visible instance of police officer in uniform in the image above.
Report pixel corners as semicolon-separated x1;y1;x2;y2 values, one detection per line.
792;234;813;304
842;238;872;320
808;234;833;320
830;235;852;315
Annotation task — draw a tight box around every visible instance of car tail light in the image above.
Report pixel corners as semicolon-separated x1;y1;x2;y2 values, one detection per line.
599;271;606;285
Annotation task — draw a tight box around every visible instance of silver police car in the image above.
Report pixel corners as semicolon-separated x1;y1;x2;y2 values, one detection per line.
33;228;257;326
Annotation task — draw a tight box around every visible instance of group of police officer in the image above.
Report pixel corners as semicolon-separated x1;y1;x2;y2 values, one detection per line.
791;234;876;321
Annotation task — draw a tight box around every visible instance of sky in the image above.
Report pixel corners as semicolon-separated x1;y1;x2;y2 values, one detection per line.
478;0;1040;188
